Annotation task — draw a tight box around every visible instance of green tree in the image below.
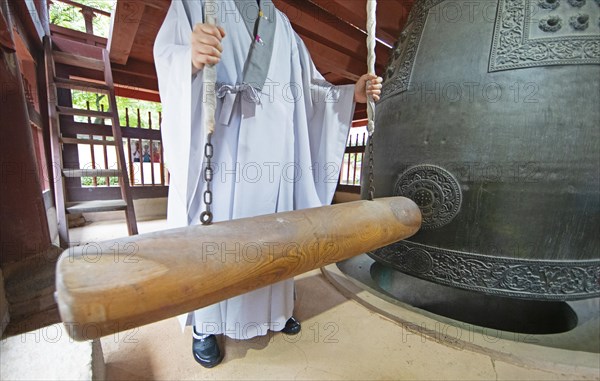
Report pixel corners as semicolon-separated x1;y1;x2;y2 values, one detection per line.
49;0;115;37
70;91;162;128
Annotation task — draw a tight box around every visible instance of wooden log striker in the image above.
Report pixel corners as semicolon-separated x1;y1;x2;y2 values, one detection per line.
56;197;421;340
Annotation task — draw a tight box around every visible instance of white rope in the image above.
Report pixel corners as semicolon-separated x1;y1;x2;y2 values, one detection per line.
366;0;377;136
202;0;218;135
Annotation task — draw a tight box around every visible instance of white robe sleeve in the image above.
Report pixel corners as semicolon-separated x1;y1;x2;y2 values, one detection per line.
291;32;356;207
153;1;205;228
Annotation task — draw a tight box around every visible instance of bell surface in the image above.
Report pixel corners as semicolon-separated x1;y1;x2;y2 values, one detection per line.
367;0;600;301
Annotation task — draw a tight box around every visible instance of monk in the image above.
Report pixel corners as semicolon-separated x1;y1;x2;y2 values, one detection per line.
154;0;382;368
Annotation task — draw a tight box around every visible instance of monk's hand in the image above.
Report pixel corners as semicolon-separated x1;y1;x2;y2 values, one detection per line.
191;23;226;74
354;74;383;103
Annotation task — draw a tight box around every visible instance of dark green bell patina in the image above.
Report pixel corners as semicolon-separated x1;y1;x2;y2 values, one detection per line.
366;0;600;301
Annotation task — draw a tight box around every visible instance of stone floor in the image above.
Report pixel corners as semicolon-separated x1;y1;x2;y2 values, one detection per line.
2;218;598;380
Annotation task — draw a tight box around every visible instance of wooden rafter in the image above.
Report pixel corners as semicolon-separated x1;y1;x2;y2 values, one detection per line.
273;0;390;82
47;0;413;115
108;0;146;65
308;0;409;46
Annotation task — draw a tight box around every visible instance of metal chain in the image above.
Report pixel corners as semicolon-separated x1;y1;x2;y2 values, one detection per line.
367;133;375;201
200;133;214;225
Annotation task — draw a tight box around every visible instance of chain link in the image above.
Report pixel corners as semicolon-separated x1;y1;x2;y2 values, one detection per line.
367;132;375;201
200;133;214;225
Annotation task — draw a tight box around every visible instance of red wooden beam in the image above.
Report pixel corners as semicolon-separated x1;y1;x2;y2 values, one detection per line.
297;32;363;82
308;0;409;46
0;8;52;265
274;0;390;65
108;0;146;65
294;23;386;81
114;85;160;103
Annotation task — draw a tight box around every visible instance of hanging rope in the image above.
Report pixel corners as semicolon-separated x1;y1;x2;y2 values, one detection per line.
366;0;377;200
202;0;217;137
366;0;377;135
200;0;218;225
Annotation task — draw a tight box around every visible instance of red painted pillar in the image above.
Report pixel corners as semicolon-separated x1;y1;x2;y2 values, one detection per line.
0;4;51;266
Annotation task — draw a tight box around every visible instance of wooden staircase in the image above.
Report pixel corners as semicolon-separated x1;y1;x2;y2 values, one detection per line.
44;35;138;248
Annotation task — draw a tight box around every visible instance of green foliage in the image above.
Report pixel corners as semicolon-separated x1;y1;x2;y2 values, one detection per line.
50;1;164;187
49;0;115;38
70;91;162;128
81;176;119;186
116;98;163;128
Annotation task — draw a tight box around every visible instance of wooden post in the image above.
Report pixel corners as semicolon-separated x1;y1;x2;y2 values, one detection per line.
35;0;51;35
148;111;155;185
1;2;61;336
0;269;8;335
158;111;164;186
0;4;52;265
137;108;144;185
86;100;97;186
80;6;95;36
100;104;109;185
126;108;134;187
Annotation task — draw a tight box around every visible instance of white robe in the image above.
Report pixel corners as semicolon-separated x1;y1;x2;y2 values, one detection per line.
153;0;355;339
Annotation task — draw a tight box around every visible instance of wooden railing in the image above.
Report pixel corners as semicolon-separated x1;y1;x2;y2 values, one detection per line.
73;103;167;189
122;107;167;188
47;1;167;199
338;125;368;194
49;0;111;36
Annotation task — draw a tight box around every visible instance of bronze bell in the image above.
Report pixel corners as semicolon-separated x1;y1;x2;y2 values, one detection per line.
366;0;600;301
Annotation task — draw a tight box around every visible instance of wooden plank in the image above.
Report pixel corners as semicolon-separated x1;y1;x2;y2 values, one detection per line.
126;3;169;63
24;0;44;42
61;121;113;137
336;184;361;194
63;168;122;178
378;0;413;41
308;0;405;46
114;85;161;103
54;77;110;93
49;24;108;47
57;63;159;93
57;0;112;17
56;106;113;119
67;185;169;201
26;102;43;129
111;57;158;79
344;145;366;154
274;0;390;65
61;137;116;146
354;103;367;120
37;0;51;36
61;120;162;140
11;0;45;46
352;118;368;127
295;31;366;82
44;36;70;248
36;43;55;200
143;0;171;11
51;35;104;60
102;48;138;236
66;199;127;214
108;0;146;65
56;197;421;341
53;51;105;71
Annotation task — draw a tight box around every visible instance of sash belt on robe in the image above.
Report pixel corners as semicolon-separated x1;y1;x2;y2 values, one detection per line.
216;83;262;125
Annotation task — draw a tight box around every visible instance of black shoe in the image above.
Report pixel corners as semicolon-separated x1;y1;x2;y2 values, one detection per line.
192;334;223;368
281;316;301;335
